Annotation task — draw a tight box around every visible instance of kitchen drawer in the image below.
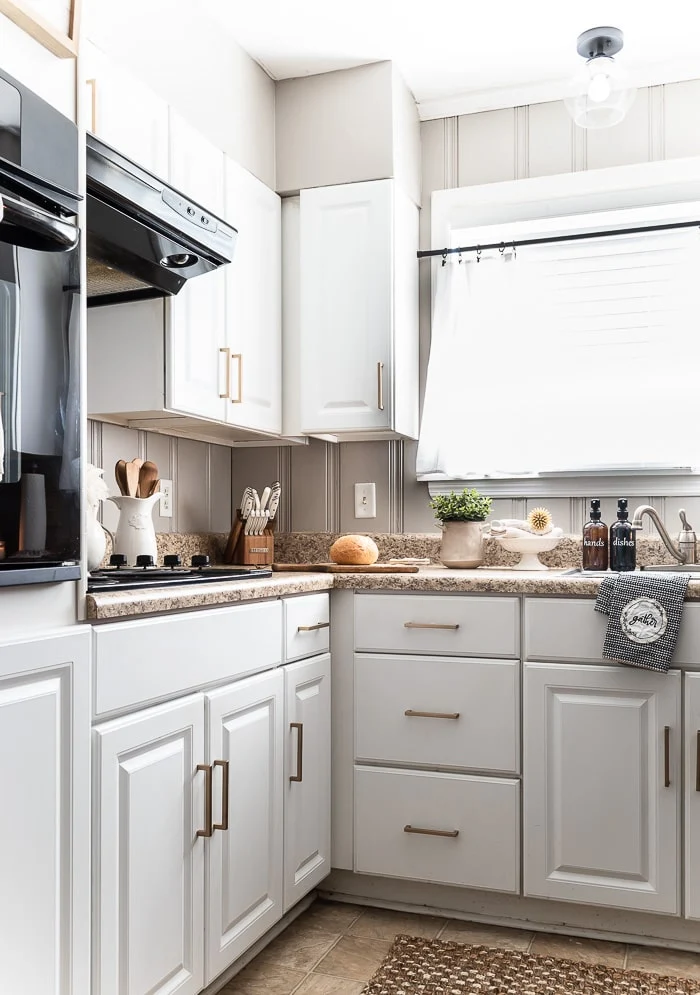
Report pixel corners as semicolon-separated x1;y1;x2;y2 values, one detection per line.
284;593;330;662
354;766;519;893
525;598;700;666
92;601;282;716
355;654;518;773
354;594;519;657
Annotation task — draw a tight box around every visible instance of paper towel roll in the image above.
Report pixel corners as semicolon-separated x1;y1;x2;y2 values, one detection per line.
19;472;47;553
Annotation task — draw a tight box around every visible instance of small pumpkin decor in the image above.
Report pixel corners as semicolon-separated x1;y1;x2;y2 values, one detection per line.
429;489;492;569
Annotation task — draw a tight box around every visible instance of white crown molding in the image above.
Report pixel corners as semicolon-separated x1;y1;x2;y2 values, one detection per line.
427;476;700;499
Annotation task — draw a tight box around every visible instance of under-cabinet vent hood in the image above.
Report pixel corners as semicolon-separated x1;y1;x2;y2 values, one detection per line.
86;133;237;307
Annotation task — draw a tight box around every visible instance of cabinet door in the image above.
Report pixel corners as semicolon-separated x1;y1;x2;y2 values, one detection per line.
0;630;90;995
205;669;284;983
166;112;227;421
300;180;393;434
93;695;205;995
685;673;700;919
524;662;680;914
284;654;331;910
225;159;282;434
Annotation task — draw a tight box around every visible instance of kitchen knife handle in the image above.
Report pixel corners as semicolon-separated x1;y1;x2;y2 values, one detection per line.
213;759;229;832
664;726;671;788
196;764;213;838
219;347;231;398
290;722;303;782
377;361;384;411
231;353;243;404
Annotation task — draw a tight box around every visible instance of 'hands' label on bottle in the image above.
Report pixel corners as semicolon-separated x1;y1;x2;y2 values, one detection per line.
584;538;606;547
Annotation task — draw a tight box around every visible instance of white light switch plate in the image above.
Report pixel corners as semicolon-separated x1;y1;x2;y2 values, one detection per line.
160;479;173;518
354;482;376;519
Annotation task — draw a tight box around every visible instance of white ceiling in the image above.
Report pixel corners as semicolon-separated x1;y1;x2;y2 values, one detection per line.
204;0;700;118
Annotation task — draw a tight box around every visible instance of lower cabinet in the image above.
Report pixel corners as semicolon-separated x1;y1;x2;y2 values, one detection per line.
284;654;331;910
524;662;681;914
685;673;700;919
0;629;90;995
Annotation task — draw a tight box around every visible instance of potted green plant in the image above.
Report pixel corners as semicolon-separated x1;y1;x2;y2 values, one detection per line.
429;488;493;568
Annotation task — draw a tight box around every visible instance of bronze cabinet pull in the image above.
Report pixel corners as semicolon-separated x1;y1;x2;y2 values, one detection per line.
290;722;303;782
219;347;231;398
404;709;460;720
213;759;230;832
297;622;330;632
404;622;460;631
696;731;700;793
196;764;213;838
377;361;384;411
664;726;671;788
404;824;459;839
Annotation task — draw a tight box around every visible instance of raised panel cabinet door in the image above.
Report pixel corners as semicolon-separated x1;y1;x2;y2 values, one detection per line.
284;654;331;911
300;180;393;434
524;662;680;914
204;669;284;983
225;159;282;434
685;673;700;919
93;695;206;995
0;629;90;995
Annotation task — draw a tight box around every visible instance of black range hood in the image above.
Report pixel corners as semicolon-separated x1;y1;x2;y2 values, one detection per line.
86;133;237;307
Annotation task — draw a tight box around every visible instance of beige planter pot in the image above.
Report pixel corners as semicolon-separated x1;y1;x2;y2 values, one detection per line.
439;520;485;569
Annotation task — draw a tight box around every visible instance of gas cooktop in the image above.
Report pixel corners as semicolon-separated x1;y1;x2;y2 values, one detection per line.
88;554;272;592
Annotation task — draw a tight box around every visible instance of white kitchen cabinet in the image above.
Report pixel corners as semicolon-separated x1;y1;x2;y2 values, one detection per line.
0;629;90;995
524;662;681;914
685;673;700;919
204;670;284;984
224;158;282;434
93;694;206;995
284;654;332;910
298;179;419;439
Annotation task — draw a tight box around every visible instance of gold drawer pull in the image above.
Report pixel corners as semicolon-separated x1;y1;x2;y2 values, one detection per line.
664;726;671;788
86;78;97;133
297;621;330;632
219;347;231;398
231;353;243;403
213;759;229;832
405;709;460;720
404;824;459;839
290;722;303;782
696;731;700;793
377;361;384;411
196;764;213;838
404;622;460;631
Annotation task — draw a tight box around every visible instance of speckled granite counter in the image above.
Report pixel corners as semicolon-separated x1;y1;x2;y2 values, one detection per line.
86;565;700;621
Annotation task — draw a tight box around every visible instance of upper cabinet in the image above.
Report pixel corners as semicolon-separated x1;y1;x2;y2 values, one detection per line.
295;179;419;440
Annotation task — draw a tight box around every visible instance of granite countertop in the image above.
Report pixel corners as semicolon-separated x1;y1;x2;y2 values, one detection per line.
86;565;700;621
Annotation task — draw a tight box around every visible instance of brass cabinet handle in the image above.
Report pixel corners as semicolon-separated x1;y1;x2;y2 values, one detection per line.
290;722;303;782
377;361;384;411
196;763;213;838
405;709;460;720
696;731;700;793
664;726;671;788
219;347;231;398
86;78;97;133
297;622;330;632
404;824;459;839
213;759;229;832
230;353;242;403
404;622;460;631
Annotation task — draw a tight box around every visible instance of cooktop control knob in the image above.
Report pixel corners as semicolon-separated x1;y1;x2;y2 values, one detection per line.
109;553;127;568
136;554;155;568
191;555;210;568
164;554;181;568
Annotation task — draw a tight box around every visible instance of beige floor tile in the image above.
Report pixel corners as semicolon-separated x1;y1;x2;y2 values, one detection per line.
296;900;366;934
223;962;306;994
294;974;366;994
440;920;535;951
252;923;339;973
349;906;447;940
626;945;700;980
314;935;393;982
530;932;626;968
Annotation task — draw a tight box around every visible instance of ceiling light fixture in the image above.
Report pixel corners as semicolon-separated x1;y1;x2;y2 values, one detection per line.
564;26;636;130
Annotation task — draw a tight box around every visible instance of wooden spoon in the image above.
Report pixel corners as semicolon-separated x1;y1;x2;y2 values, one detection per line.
115;460;128;495
137;461;159;498
124;459;142;498
147;478;161;497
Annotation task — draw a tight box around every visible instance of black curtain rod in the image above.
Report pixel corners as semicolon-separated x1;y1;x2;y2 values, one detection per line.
416;219;700;259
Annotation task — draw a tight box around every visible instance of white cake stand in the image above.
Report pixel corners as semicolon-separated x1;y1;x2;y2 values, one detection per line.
495;534;562;570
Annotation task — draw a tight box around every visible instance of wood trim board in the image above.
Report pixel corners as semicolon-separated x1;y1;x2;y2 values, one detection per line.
0;0;79;58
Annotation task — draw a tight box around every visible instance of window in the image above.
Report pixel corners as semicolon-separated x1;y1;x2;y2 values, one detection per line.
417;206;700;484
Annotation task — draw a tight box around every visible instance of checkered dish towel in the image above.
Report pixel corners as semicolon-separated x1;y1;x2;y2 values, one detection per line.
595;572;690;672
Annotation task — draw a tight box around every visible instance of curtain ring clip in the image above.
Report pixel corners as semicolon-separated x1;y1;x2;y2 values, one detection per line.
476;247;481;263
441;250;447;267
458;251;463;264
499;242;505;256
512;241;517;259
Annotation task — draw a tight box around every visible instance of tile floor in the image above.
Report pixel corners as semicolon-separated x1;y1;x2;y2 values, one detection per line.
221;900;700;994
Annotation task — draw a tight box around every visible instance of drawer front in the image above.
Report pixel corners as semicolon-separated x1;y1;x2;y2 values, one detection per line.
355;654;518;773
525;598;700;666
355;594;519;657
93;601;282;717
284;593;330;662
354;766;519;893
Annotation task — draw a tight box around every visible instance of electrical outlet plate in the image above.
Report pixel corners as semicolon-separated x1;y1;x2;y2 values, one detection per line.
159;479;173;518
354;482;376;519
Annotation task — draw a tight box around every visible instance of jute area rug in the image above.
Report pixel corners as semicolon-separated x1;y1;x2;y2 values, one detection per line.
361;935;700;995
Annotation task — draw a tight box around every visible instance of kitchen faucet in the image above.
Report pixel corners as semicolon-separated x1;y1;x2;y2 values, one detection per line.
630;505;698;564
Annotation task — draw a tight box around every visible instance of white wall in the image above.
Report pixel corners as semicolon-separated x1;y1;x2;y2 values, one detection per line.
0;12;75;119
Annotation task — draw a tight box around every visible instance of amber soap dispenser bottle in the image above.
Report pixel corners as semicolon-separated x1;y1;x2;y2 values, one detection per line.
610;498;636;571
583;499;608;571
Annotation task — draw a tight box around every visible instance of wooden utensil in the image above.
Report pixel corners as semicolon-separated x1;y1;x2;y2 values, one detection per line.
137;461;159;498
124;458;142;498
147;478;161;497
115;460;128;496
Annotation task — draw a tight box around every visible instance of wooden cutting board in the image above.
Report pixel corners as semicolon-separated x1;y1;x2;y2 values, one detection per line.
272;562;419;574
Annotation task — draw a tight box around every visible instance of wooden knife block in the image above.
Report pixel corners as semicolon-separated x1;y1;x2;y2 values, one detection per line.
224;510;275;566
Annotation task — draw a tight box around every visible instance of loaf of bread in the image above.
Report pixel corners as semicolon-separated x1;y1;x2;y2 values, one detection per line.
329;534;379;565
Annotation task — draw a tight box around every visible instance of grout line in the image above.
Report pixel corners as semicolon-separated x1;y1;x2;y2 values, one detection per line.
526;933;536;953
436;920;451;940
623;944;629;970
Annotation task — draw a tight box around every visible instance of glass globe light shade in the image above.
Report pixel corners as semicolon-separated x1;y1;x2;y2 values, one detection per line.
564;54;636;128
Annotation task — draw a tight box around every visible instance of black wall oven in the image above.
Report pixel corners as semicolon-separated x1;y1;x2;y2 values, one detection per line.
0;68;81;586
